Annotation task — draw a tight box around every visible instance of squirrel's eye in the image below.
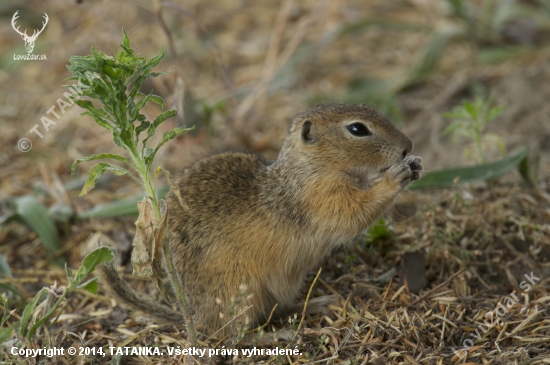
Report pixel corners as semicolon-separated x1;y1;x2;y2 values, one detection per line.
346;123;371;137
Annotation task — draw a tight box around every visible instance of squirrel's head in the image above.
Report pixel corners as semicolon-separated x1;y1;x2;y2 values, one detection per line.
283;103;413;180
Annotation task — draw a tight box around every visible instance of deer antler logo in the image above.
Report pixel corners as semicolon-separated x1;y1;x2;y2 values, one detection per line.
11;11;49;54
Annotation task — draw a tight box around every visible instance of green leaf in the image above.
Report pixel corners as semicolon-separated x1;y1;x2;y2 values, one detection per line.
146;126;195;168
81;113;114;131
79;164;109;197
77;277;100;294
121;28;131;52
148;95;166;109
443;107;471;120
441;120;467;137
79;163;141;196
463;101;477;119
145;48;164;70
91;46;102;63
135;120;151;142
129;74;147;99
73;247;117;287
119;43;134;57
74;100;110;119
129;93;154;121
14;196;62;260
88;73;114;95
19;288;48;337
367;219;391;242
67;56;97;74
0;255;12;279
517;149;534;186
119;127;134;149
27;292;67;340
153;109;177;127
144;109;178;146
0;255;18;298
143;147;154;160
486;104;505;122
113;130;128;150
71;153;131;175
65;265;73;286
146;71;169;78
127;97;136;118
76;185;170;219
132;48;165;81
0;326;14;343
477;47;522;64
410;147;529;189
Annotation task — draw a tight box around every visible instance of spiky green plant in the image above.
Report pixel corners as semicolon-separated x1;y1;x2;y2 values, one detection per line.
66;29;197;345
442;97;505;164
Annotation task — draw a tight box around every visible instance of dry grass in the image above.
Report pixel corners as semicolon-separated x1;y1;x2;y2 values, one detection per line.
1;0;550;363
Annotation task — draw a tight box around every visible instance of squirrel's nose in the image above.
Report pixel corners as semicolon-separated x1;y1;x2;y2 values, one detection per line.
402;138;413;158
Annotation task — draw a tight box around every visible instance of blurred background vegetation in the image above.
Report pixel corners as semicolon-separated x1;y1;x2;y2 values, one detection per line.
2;0;550;180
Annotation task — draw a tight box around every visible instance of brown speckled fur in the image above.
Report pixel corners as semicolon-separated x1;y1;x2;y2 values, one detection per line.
95;103;422;337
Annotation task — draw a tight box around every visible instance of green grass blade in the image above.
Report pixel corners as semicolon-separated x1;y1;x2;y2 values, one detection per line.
19;287;48;337
76;185;170;219
0;255;20;297
27;293;66;340
0;255;12;279
410;147;529;190
14;196;62;261
0;326;14;343
517;150;534;186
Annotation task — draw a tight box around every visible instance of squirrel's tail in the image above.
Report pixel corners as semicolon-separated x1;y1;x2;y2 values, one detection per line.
87;233;186;325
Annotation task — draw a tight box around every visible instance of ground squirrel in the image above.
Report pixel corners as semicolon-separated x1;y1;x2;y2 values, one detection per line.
96;103;422;336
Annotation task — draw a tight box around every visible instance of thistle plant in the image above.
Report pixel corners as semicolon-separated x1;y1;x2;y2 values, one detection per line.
66;29;196;344
442;97;505;164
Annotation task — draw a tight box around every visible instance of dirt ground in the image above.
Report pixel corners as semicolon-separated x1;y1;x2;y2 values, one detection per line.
1;0;550;364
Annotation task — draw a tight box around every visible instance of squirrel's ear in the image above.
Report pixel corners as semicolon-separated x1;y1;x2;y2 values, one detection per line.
301;120;317;143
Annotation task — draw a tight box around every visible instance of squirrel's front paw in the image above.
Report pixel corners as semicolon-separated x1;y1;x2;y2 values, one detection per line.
403;155;423;181
387;155;422;188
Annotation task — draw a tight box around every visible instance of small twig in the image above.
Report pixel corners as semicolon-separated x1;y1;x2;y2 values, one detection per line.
256;0;292;113
154;0;177;58
408;269;464;307
290;267;322;345
207;305;254;344
164;236;197;345
246;303;278;335
266;267;323;364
